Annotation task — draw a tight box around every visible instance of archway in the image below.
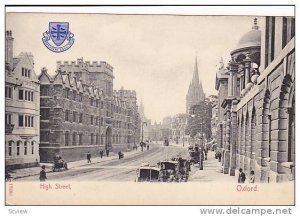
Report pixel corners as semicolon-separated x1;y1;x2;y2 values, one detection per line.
105;127;112;150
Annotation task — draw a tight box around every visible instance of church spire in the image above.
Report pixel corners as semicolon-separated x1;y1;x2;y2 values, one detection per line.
192;56;200;86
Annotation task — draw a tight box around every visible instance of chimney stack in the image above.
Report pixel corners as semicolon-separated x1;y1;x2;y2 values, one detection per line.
5;30;14;70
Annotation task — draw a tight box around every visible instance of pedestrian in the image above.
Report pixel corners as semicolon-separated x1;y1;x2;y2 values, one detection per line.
87;151;91;163
118;151;123;160
39;165;47;182
99;149;103;158
238;168;246;183
147;144;149;150
249;170;255;183
106;149;109;157
218;151;222;162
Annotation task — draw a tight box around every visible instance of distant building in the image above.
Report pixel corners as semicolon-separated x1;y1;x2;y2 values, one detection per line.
186;57;206;113
5;30;40;169
215;17;295;182
38;58;141;162
138;100;151;142
170;114;188;144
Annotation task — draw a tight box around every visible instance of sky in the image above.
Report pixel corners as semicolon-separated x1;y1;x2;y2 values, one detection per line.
6;13;261;123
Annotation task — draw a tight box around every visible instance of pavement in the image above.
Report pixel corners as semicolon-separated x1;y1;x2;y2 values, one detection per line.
7;147;145;180
189;151;236;182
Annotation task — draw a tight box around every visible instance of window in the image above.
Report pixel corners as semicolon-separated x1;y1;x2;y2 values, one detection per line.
91;133;94;145
79;133;83;145
19;115;24;127
19;90;33;101
21;68;31;78
90;98;94;106
16;141;21;155
8;141;13;156
24;142;28;155
73;111;77;123
96;134;99;145
73;90;77;101
72;132;77;145
100;117;103;126
90;115;93;125
5;86;13;98
23;116;34;127
101;101;104;109
5;113;12;125
19;90;24;100
79;113;83;123
265;16;276;68
95;118;98;125
65;110;69;121
282;17;295;49
31;141;35;154
64;88;70;98
65;132;69;146
96;100;99;107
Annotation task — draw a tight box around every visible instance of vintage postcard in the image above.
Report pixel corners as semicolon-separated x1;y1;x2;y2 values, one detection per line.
4;6;295;206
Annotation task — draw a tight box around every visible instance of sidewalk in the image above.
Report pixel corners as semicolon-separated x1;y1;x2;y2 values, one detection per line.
189;151;236;182
8;147;144;180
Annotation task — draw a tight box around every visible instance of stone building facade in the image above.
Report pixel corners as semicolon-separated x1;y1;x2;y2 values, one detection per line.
5;30;40;169
170;114;188;144
215;17;295;182
39;58;141;162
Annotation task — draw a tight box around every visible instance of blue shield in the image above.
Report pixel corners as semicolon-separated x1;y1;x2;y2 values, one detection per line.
49;22;69;46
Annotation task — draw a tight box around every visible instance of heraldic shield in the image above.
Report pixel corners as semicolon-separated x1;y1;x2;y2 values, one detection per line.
49;22;69;46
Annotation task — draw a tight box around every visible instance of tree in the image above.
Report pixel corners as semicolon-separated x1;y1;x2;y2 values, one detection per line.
185;100;212;139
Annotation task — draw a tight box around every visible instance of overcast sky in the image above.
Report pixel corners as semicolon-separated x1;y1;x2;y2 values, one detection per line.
6;13;261;123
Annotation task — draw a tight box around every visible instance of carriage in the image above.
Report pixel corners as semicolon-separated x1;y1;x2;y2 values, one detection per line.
52;155;68;172
188;146;204;170
157;160;181;182
172;157;191;181
135;166;161;182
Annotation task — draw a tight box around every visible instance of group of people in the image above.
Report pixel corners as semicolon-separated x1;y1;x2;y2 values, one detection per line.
215;150;255;183
238;168;255;183
139;141;150;151
87;149;110;163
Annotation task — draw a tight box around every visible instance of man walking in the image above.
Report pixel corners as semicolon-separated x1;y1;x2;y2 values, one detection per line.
106;149;110;157
87;151;92;163
238;168;246;183
39;165;47;181
99;149;103;158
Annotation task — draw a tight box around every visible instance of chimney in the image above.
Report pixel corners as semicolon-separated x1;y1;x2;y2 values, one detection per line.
5;30;14;70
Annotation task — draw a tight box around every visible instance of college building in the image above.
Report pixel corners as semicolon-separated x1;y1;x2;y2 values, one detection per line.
215;17;295;182
5;30;40;169
38;58;141;162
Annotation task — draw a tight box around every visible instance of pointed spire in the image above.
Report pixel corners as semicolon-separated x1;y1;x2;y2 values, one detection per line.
192;56;200;86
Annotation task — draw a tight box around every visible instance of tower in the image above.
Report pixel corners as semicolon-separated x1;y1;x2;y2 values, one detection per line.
186;56;206;113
